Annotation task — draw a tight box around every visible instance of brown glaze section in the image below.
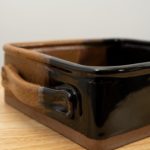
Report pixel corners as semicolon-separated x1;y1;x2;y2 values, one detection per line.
2;65;46;112
4;46;49;86
2;65;75;118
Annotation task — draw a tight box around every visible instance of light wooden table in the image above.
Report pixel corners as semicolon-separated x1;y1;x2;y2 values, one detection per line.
0;77;150;150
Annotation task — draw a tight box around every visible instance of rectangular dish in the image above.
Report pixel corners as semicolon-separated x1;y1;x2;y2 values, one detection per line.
2;39;150;150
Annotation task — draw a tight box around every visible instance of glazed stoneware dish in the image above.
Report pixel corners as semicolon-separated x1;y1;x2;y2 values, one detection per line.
2;39;150;150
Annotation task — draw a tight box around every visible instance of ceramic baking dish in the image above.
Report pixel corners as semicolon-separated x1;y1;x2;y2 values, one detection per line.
2;39;150;150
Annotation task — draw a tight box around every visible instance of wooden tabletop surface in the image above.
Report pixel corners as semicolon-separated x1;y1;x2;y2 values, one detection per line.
0;77;150;150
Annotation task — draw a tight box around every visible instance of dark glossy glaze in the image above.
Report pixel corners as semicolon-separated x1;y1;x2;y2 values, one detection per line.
39;39;150;139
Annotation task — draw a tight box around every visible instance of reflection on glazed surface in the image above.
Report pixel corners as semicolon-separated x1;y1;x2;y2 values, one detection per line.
90;75;150;138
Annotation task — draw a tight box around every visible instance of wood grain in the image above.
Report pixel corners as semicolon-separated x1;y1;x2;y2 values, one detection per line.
0;76;150;150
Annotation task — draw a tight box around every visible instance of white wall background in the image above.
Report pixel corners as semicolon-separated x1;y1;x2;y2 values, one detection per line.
0;0;150;67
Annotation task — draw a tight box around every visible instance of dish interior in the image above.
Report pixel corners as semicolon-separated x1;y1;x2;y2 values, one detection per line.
21;41;150;66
